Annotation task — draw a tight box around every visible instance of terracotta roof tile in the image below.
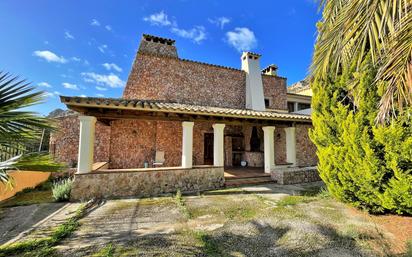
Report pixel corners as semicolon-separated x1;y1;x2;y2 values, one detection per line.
60;96;311;122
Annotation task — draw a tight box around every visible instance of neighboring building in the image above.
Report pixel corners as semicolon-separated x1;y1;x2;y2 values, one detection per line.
287;78;312;114
51;34;318;199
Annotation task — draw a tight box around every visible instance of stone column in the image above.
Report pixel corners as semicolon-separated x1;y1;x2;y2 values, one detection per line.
262;126;276;173
182;121;194;168
284;127;297;166
77;116;97;174
212;124;225;166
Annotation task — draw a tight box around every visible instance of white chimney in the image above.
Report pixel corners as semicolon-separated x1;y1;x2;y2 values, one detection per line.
241;52;265;111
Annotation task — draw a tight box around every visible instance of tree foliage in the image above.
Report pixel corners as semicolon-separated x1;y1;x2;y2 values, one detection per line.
312;0;412;122
310;56;412;214
0;72;64;185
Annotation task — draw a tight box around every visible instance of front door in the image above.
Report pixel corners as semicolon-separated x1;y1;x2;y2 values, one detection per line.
204;133;214;165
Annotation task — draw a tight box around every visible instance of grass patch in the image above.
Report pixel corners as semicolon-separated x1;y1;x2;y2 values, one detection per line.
194;231;223;257
406;240;412;257
175;189;192;219
277;195;317;207
91;244;115;257
0;179;57;208
0;204;86;257
0;190;54;208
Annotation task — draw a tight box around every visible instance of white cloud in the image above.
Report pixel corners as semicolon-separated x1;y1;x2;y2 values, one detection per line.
83;60;90;66
105;25;112;31
71;57;81;62
44;41;49;45
38;82;52;88
225;27;257;52
62;82;79;90
91;19;100;26
171;26;206;43
44;91;61;98
81;72;125;88
143;10;207;43
95;86;107;91
96;93;105;97
143;11;172;26
64;31;74;40
33;50;67;63
102;63;122;72
208;17;230;29
98;44;108;53
80;94;87;97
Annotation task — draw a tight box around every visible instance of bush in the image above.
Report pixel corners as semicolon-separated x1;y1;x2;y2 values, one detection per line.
52;178;72;202
310;56;412;215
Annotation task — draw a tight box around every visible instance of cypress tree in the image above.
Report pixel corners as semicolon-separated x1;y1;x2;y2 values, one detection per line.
310;56;412;215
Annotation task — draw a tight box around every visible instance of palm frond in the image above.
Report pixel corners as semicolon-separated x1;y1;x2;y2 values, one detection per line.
311;0;412;122
0;72;55;147
376;11;412;122
0;72;62;185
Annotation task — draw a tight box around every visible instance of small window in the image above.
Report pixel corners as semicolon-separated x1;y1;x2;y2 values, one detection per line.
264;98;270;108
287;102;295;112
297;103;311;111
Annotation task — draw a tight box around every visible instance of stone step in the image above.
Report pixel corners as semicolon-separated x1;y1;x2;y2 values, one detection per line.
225;176;274;187
225;174;270;180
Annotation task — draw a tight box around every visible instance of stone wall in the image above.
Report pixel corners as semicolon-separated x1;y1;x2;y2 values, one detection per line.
123;44;288;110
296;124;318;166
271;166;320;185
244;152;264;167
70;166;224;200
262;75;288;111
49;115;111;167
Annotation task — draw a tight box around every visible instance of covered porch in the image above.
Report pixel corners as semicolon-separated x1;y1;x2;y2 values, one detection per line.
61;96;312;199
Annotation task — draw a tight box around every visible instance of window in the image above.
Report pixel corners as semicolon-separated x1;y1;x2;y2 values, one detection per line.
264;98;270;108
287;102;295;112
297;103;311;110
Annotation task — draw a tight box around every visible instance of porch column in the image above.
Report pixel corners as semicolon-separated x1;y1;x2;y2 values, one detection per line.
182;121;194;168
262;126;276;173
77;116;97;174
284;127;297;166
212;124;225;166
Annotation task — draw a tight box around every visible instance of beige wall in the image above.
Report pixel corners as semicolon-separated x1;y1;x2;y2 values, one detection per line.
0;171;50;201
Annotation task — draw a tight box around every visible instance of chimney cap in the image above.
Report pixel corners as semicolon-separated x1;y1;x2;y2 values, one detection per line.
142;34;175;45
262;64;278;76
241;51;261;60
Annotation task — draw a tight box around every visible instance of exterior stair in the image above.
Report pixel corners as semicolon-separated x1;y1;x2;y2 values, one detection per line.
225;175;274;187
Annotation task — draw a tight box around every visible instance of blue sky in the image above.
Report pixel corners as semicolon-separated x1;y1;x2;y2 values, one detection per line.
0;0;321;115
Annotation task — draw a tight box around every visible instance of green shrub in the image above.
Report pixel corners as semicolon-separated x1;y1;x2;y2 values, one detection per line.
52;178;72;202
310;56;412;215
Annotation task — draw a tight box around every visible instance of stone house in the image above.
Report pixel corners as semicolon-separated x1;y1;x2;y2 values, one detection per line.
52;34;318;200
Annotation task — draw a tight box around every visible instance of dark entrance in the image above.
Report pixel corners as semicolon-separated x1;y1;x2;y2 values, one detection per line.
204;133;214;165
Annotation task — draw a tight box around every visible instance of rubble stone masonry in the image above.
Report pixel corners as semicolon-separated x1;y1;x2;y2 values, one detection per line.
123;53;288;111
51;116;317;169
70;166;224;200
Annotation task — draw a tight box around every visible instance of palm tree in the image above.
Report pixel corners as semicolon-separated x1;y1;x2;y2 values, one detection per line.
0;72;63;185
311;0;412;122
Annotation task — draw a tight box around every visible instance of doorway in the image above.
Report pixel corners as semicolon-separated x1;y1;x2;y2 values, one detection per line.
204;133;214;165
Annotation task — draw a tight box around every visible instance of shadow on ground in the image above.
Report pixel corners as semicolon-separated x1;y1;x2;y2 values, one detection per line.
0;203;66;245
72;219;377;257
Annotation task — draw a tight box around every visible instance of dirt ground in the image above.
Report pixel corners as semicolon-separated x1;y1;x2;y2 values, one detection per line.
1;182;411;257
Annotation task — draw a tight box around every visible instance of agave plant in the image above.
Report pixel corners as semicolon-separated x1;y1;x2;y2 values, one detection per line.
311;0;412;122
0;72;63;185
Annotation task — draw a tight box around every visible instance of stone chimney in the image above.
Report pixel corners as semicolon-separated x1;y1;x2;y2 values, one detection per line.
262;64;278;76
138;34;178;58
241;52;265;111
